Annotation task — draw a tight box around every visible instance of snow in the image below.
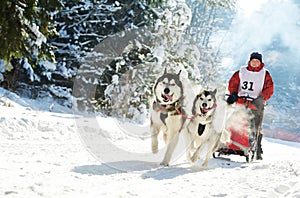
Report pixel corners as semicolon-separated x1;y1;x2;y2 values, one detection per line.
1;0;300;197
22;58;38;82
1;88;300;198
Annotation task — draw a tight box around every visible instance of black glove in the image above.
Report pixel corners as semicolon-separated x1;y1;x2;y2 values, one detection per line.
227;92;238;104
252;96;264;110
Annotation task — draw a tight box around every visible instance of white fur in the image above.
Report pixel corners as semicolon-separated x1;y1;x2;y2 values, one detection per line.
150;70;187;166
184;90;231;167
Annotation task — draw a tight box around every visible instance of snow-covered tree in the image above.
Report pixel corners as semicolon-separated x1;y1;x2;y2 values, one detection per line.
51;0;162;79
1;0;162;108
185;0;236;89
78;0;237;122
0;0;61;90
86;2;198;121
77;2;195;120
0;0;237;119
186;0;235;47
0;0;61;67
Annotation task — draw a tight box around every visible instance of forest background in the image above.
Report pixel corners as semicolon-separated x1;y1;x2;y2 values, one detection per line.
1;0;299;136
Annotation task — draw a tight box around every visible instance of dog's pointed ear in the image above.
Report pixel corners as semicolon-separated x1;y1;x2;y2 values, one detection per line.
164;67;167;74
213;88;217;95
177;70;182;76
197;88;203;95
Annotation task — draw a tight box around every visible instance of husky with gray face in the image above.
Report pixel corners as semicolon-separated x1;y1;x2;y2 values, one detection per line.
150;69;186;166
185;89;230;166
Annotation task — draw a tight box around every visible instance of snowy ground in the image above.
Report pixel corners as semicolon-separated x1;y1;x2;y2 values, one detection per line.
0;91;300;198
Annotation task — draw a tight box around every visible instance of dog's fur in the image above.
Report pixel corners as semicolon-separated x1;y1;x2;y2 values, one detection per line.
185;89;230;166
150;68;186;166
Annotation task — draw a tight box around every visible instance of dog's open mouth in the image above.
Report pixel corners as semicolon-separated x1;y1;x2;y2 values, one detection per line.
200;107;210;114
200;103;217;114
161;93;173;102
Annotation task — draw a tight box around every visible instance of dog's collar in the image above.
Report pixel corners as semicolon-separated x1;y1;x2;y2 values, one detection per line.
155;100;181;113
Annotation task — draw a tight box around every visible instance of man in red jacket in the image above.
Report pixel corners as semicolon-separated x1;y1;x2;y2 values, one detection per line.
226;52;274;160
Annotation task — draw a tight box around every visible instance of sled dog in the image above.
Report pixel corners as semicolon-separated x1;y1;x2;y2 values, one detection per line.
185;89;229;166
150;68;186;166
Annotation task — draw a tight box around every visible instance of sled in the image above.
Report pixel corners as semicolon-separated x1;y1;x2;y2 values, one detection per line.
213;108;258;163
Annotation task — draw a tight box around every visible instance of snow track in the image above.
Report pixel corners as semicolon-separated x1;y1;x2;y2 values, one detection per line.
1;106;300;197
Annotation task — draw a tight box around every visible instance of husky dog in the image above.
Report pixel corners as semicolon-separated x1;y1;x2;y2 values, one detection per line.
150;68;186;166
185;89;228;166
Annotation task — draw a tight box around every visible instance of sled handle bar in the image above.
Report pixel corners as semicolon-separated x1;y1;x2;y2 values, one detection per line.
225;94;255;100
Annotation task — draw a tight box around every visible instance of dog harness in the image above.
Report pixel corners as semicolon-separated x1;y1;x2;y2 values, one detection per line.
155;100;217;121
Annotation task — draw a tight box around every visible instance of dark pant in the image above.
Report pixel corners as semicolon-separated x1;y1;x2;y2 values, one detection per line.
250;107;264;159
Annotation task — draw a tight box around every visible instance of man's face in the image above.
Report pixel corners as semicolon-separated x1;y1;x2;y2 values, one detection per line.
250;59;261;68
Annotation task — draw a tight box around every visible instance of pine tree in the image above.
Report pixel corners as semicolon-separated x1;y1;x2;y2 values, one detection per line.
0;0;62;96
88;2;198;121
51;0;161;80
79;0;237;122
97;1;237;122
0;0;162;106
0;0;62;67
68;1;162;114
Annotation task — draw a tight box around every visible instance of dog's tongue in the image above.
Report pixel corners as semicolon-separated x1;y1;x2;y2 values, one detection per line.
162;93;173;102
201;108;209;114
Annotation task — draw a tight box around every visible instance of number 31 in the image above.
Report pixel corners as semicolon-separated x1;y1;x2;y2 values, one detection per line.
241;81;254;91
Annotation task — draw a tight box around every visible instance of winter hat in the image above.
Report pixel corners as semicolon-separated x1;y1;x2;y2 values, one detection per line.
250;52;262;62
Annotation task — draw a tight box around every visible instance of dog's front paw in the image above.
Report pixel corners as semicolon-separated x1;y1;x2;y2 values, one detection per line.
186;150;193;162
201;160;209;167
159;161;169;166
190;153;199;163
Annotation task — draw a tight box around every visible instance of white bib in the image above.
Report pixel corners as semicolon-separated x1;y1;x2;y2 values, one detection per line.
238;66;266;98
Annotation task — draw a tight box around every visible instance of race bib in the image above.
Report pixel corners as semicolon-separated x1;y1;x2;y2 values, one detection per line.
238;66;266;98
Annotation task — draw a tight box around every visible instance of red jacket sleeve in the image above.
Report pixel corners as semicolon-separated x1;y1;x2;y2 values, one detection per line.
228;71;240;94
260;71;274;100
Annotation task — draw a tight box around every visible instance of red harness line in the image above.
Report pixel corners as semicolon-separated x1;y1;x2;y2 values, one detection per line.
156;107;166;112
156;103;217;121
176;109;195;120
156;107;194;119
